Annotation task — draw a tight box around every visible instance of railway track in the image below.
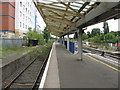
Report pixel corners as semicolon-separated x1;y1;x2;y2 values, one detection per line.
2;47;51;90
83;47;120;60
83;47;120;68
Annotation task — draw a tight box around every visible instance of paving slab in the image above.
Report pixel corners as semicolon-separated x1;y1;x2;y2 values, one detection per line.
44;43;60;88
44;43;118;88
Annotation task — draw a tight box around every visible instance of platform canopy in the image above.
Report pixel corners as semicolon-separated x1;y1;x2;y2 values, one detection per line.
33;0;120;37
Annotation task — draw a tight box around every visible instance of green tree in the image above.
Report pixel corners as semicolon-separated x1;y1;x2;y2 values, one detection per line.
82;33;88;40
27;30;39;40
38;34;45;45
87;31;91;38
103;21;109;34
99;33;105;43
28;27;32;31
89;34;101;43
116;31;120;36
43;27;51;43
27;28;45;45
104;32;116;43
91;28;101;37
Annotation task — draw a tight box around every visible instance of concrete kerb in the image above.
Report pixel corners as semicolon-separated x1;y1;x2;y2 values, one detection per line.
0;59;2;90
38;42;55;89
1;47;39;82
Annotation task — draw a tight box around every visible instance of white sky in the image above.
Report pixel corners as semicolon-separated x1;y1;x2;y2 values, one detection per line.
68;19;119;38
84;19;119;33
37;12;46;31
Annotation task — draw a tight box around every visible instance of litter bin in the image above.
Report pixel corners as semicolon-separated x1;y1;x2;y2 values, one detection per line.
58;40;60;43
69;42;74;53
64;41;67;49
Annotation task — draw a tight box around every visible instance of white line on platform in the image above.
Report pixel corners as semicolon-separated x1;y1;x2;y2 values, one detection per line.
38;42;55;90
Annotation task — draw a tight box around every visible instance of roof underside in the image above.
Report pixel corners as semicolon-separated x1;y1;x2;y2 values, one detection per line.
33;0;120;37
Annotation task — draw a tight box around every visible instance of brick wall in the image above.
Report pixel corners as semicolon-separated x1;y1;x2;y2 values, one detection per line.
0;1;15;33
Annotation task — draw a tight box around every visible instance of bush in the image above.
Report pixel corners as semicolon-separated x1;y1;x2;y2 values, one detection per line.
26;29;45;45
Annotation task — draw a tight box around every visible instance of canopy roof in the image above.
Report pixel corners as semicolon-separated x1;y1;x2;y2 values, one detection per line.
33;0;119;37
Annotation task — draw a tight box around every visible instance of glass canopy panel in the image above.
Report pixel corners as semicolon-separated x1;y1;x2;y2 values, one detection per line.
36;0;100;36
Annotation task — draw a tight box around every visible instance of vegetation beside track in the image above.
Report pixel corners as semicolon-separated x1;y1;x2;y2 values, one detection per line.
32;42;53;60
82;21;120;44
0;46;35;59
2;42;53;89
1;26;54;59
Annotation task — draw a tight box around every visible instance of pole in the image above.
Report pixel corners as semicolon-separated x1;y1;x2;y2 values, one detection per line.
77;28;83;61
63;36;64;45
67;34;69;51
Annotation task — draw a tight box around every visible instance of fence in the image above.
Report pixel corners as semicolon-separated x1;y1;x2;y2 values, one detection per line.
0;38;24;48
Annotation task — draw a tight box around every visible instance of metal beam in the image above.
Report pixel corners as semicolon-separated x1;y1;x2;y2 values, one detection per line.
45;16;75;26
45;15;71;23
61;2;119;37
46;21;66;28
39;2;65;9
76;2;119;28
51;32;61;36
33;0;46;22
58;2;70;34
47;24;65;30
37;4;82;17
47;10;63;17
66;2;90;34
43;10;72;17
46;21;61;27
51;33;60;37
78;2;90;13
41;2;62;5
49;29;64;33
61;2;83;17
48;27;64;32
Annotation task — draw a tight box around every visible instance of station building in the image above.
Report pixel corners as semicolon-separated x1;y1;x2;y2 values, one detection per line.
0;0;40;38
0;1;15;38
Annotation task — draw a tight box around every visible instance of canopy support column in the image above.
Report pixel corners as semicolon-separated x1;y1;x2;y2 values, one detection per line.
63;36;64;45
67;34;69;51
59;37;61;44
78;28;83;61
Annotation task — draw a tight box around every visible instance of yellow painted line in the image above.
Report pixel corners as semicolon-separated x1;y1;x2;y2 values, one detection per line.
84;54;120;72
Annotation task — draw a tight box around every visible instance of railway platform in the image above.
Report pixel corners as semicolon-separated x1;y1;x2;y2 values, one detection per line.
40;42;118;89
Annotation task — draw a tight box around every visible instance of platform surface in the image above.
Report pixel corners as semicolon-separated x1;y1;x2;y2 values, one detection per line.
44;43;118;88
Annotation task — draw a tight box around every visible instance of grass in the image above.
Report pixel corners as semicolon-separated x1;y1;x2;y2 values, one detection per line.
0;47;2;59
0;41;53;59
29;42;53;61
35;43;52;60
83;44;117;51
0;46;35;59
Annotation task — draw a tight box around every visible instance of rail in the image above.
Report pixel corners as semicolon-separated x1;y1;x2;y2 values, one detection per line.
31;46;51;90
83;47;120;60
3;46;52;90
